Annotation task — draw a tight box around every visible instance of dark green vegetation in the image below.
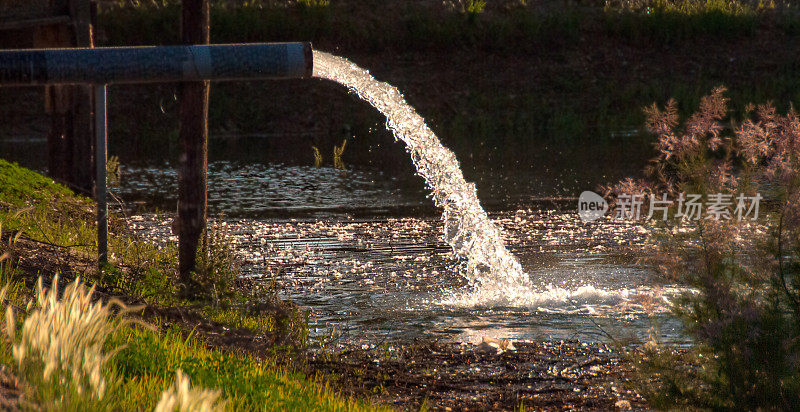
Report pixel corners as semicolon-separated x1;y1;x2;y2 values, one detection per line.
0;158;377;410
80;0;800;172
606;88;800;410
99;0;786;52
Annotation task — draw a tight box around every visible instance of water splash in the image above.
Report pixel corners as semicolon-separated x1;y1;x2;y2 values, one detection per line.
313;51;535;304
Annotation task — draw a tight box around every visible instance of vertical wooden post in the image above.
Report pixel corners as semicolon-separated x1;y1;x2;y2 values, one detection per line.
38;0;95;196
177;0;210;296
37;24;75;188
69;0;95;196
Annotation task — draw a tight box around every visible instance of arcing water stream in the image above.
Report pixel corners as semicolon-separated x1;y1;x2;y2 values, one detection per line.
311;52;687;313
312;51;533;306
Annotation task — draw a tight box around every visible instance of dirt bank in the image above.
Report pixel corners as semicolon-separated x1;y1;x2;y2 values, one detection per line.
311;339;645;411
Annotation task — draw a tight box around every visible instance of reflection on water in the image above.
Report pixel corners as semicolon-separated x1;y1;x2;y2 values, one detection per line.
119;162;430;218
128;206;687;345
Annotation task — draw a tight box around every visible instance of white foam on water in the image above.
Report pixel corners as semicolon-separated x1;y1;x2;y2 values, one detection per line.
440;283;689;314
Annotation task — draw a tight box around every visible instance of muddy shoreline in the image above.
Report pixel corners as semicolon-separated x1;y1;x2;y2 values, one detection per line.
310;339;645;411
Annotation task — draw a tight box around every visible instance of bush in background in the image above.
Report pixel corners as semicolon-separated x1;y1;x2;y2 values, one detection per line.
607;87;800;409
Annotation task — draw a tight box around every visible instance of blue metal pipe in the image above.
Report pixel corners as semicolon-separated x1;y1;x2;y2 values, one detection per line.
0;42;312;85
0;42;313;270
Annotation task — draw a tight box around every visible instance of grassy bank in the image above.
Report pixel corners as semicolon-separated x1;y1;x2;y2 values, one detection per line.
0;158;379;410
0;283;374;410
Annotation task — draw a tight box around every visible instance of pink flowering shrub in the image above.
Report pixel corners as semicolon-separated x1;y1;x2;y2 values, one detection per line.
611;87;800;409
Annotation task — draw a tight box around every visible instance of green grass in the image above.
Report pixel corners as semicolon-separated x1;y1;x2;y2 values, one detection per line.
0;159;75;206
603;0;760;44
0;160;380;410
110;323;375;411
200;306;290;338
0;159;224;303
0;273;378;411
0;159;180;303
0;159;99;253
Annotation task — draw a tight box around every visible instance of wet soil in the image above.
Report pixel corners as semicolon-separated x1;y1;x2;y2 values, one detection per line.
311;340;645;411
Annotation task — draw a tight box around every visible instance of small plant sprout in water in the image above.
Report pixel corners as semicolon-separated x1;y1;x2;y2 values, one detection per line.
333;139;347;170
466;0;487;17
312;145;323;167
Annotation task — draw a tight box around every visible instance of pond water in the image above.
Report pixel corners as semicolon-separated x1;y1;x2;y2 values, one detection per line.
118;160;688;346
